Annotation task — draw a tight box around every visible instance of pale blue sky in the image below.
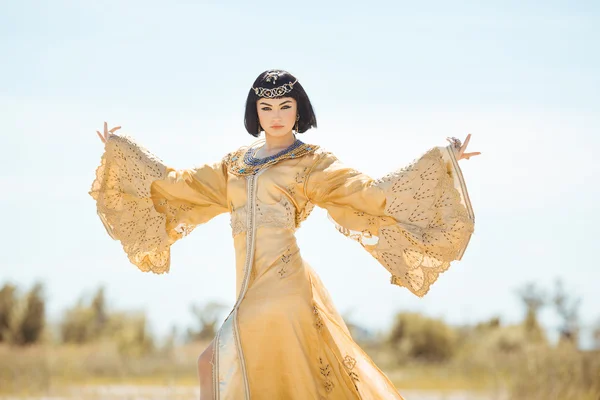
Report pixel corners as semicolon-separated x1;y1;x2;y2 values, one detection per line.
1;1;599;342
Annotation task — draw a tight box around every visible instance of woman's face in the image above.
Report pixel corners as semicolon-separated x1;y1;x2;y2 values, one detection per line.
256;97;297;138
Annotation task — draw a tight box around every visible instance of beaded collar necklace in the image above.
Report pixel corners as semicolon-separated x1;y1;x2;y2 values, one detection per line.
246;139;304;165
226;137;319;176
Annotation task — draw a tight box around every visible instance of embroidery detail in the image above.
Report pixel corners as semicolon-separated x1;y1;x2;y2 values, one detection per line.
277;246;299;278
319;357;335;393
313;305;324;331
292;166;316;227
287;184;296;197
327;213;385;245
343;355;360;391
230;197;297;237
229;202;245;237
343;355;356;370
286;166;309;197
298;201;315;226
257;197;295;229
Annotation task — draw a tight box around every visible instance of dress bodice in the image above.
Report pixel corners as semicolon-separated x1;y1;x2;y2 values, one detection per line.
225;142;320;240
230;196;310;237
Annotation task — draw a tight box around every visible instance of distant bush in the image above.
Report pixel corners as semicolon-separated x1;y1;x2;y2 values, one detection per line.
186;301;226;342
0;282;46;345
388;312;458;363
106;311;155;357
60;286;108;344
0;284;17;342
508;345;600;400
60;287;154;356
467;324;531;356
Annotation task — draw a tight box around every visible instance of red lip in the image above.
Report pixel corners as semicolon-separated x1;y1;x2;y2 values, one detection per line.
271;125;284;128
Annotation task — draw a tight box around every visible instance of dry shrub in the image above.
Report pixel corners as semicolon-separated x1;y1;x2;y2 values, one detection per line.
0;284;17;342
0;283;46;346
388;312;458;363
507;345;600;400
450;325;600;399
0;340;211;394
59;287;154;357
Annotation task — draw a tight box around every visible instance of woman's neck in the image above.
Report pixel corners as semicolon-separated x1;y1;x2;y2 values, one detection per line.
257;132;296;158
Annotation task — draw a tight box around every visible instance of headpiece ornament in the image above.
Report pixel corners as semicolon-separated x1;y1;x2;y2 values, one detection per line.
252;71;298;98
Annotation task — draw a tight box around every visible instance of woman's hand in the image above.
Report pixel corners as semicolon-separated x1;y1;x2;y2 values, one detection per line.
96;121;121;144
446;133;481;161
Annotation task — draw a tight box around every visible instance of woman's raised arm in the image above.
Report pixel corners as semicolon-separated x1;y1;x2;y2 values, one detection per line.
304;137;477;297
90;122;229;274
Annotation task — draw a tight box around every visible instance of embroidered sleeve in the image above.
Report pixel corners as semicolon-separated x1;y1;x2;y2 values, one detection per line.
305;146;475;297
89;133;229;273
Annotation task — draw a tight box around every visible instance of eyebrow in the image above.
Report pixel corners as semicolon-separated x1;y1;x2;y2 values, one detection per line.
259;100;293;107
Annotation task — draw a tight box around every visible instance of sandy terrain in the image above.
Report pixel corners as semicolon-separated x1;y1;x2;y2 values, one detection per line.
0;385;496;400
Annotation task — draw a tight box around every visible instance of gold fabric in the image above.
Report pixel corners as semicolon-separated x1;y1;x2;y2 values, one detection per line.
90;134;475;399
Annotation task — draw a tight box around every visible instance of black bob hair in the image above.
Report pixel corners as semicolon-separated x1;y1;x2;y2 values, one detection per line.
244;69;317;137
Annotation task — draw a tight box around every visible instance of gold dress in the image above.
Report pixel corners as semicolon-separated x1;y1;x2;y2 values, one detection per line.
89;133;475;399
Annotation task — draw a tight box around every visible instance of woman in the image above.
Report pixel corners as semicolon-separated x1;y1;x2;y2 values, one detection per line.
90;69;480;399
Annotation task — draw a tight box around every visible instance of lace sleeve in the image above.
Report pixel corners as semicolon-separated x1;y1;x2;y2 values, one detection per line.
89;133;229;273
305;145;475;297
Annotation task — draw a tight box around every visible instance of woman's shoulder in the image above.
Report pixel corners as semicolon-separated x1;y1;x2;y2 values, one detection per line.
219;141;258;169
222;143;251;162
303;145;338;167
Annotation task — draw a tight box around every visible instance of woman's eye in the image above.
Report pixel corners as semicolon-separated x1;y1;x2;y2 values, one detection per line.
260;106;291;111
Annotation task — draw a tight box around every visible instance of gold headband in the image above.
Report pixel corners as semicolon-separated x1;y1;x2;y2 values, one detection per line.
252;74;298;98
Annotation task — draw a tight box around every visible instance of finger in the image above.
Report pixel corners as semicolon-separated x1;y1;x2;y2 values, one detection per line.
462;152;481;160
96;131;105;143
460;134;470;152
464;133;472;145
109;126;121;133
